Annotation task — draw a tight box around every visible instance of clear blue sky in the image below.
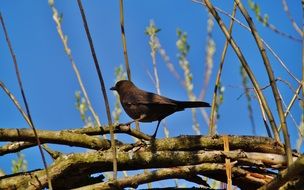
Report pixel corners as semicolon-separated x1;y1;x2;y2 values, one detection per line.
0;0;302;186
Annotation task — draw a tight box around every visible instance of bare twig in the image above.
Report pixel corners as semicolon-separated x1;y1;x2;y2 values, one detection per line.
237;78;302;102
0;82;32;129
277;88;299;133
0;13;52;189
114;124;152;141
48;0;101;127
67;124;152;140
276;78;302;99
119;0;131;81
282;0;303;37
42;145;63;160
241;66;257;135
235;0;292;165
255;87;273;138
262;39;301;84
209;2;237;135
76;0;116;179
201;0;280;141
193;0;301;85
248;0;301;42
145;20;171;139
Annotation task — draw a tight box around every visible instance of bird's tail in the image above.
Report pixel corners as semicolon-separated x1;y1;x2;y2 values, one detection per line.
177;101;211;109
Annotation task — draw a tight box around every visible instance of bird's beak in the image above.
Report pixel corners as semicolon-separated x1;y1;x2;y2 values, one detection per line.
110;86;116;91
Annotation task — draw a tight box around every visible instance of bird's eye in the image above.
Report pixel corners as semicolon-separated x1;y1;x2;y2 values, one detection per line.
125;102;132;108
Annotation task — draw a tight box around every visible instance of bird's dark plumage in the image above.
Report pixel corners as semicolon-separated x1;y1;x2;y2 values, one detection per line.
110;80;210;138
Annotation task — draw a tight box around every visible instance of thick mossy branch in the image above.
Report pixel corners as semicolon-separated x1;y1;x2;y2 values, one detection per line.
0;128;111;150
0;127;285;155
0;145;297;189
75;163;269;190
147;135;285;154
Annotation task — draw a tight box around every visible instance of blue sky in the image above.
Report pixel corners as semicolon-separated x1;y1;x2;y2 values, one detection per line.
0;0;302;187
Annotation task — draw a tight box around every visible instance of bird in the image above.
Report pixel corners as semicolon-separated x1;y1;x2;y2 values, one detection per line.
110;80;211;138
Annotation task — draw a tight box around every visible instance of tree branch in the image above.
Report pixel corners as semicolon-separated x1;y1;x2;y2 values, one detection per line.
0;128;111;150
0;128;285;156
258;156;304;190
0;147;297;189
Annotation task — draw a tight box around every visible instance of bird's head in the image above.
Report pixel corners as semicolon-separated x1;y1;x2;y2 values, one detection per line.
110;80;135;94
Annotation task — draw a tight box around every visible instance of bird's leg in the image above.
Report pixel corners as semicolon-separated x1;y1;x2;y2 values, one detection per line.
133;114;147;126
151;120;161;139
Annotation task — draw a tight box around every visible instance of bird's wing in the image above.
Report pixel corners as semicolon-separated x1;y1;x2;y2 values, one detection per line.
134;91;177;106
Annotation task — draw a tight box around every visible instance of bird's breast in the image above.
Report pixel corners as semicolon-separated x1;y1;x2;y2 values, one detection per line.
122;103;151;121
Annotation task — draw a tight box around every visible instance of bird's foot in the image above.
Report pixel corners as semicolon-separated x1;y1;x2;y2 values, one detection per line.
150;132;157;140
118;121;134;127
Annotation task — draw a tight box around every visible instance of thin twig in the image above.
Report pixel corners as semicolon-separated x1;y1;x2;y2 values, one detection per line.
42;145;63;160
235;80;274;137
0;82;32;129
201;0;280;141
261;38;301;84
248;0;301;42
277;87;299;133
192;0;301;85
276;78;303;101
48;1;101;128
0;13;52;190
146;20;171;138
119;0;131;81
255;87;273;137
209;2;237;135
241;66;257;135
76;0;116;179
235;0;292;165
282;0;303;37
237;78;303;102
151;25;210;127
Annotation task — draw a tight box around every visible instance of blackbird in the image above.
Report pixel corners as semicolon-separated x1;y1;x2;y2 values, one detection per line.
110;80;211;138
